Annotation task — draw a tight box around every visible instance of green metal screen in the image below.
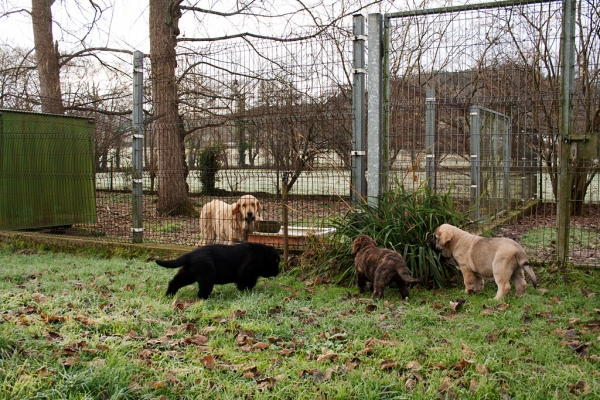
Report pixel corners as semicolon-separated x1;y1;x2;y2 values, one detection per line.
0;109;97;230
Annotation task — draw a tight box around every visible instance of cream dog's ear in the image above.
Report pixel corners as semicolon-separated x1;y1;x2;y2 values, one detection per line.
439;230;452;247
231;200;241;216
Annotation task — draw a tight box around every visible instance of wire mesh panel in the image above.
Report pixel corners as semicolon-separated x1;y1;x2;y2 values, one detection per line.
0;109;96;230
138;31;354;247
386;0;600;266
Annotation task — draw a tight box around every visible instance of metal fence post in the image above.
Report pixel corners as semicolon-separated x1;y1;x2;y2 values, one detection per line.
351;14;366;204
425;88;435;191
132;51;144;243
367;13;384;206
556;0;575;266
470;106;481;221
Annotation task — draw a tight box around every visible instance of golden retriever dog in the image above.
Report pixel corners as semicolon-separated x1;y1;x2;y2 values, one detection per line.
199;195;262;245
351;235;420;299
429;224;537;300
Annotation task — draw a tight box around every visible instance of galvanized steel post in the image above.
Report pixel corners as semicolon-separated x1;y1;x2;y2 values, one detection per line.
556;0;575;266
425;88;436;191
132;51;144;243
351;14;366;204
470;106;481;221
367;13;384;206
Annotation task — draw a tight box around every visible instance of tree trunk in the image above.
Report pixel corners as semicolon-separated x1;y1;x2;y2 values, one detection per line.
31;0;64;114
149;0;193;215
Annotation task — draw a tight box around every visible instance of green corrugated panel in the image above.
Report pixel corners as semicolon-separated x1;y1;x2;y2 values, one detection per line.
0;109;97;229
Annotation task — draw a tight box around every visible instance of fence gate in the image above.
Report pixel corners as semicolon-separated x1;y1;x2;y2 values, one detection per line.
470;106;511;221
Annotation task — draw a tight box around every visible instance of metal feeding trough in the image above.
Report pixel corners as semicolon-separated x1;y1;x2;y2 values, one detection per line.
255;220;281;233
249;225;336;249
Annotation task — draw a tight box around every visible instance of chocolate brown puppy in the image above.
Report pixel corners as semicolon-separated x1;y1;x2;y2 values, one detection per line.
429;224;537;300
351;235;420;299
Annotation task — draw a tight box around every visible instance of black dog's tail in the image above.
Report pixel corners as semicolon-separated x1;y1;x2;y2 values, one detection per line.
155;254;189;269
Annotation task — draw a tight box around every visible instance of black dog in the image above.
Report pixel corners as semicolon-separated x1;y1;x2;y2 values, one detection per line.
155;242;280;299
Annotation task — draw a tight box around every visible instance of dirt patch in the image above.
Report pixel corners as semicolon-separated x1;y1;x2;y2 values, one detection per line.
495;203;600;265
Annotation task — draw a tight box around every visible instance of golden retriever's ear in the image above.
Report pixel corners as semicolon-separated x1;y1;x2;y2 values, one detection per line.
255;199;263;216
231;200;241;216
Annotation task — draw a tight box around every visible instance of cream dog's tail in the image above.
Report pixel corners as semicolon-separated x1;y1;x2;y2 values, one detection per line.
517;254;537;288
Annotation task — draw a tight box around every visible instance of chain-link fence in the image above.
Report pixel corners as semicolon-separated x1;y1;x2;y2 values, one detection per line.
1;1;598;267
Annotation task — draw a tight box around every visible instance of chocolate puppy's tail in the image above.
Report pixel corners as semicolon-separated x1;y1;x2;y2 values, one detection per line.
155;254;189;269
397;267;421;284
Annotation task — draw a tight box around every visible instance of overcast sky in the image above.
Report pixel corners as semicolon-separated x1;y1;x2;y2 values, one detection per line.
2;0;159;53
1;0;399;54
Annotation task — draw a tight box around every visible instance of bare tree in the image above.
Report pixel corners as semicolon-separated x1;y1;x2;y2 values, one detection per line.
31;0;64;114
149;0;195;215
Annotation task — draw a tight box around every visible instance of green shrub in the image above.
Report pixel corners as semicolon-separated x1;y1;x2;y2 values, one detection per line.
307;182;472;288
197;143;225;195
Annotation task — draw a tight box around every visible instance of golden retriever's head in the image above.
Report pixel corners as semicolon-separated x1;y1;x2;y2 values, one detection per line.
351;235;377;255
232;194;262;223
429;224;454;258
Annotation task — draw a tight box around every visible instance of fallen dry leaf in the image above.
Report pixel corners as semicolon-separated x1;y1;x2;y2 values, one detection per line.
406;361;422;370
365;337;399;347
230;309;247;319
449;298;466;311
146;381;167;389
316;349;337;362
432;362;447;370
476;364;490;376
124;330;145;340
166;371;181;385
344;358;360;371
43;331;62;341
569;380;590;395
451;358;474;371
256;377;276;391
201;354;215;370
469;378;480;393
62;357;79;367
580;322;600;331
381;360;398;370
252;342;270;351
165;326;179;337
460;343;475;357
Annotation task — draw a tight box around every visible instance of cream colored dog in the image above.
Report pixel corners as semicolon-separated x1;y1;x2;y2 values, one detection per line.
429;224;537;300
199;195;262;245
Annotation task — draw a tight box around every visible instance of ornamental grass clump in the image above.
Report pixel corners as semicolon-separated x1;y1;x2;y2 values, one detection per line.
309;182;472;288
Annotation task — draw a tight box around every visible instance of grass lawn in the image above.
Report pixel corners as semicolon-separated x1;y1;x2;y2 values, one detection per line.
0;246;599;399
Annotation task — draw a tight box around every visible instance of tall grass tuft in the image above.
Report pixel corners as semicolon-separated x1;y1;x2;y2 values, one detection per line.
306;182;472;288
